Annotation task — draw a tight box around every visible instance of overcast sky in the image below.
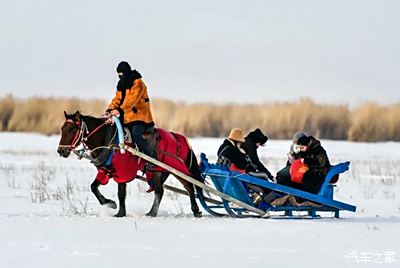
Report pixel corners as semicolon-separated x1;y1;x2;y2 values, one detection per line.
1;0;399;105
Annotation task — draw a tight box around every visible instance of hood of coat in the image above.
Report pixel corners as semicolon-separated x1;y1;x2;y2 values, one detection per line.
307;136;321;151
298;136;323;158
117;70;142;91
246;128;268;146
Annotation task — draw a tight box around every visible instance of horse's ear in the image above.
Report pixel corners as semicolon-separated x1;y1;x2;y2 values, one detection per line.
74;111;81;121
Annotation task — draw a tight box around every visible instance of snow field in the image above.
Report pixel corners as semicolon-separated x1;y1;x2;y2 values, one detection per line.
0;133;399;267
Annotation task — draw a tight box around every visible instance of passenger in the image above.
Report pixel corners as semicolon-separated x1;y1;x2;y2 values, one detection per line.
242;128;274;181
217;128;252;173
275;131;307;183
217;128;274;205
288;131;307;163
278;134;331;194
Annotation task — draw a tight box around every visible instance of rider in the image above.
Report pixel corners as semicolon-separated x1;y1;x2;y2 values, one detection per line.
106;61;155;157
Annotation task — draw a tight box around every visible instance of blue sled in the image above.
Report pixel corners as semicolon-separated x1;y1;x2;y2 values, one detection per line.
199;153;356;218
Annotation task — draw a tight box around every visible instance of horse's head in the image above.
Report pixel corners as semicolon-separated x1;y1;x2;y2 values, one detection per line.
57;111;82;158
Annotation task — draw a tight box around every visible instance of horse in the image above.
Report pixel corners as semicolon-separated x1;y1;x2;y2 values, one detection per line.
57;111;204;217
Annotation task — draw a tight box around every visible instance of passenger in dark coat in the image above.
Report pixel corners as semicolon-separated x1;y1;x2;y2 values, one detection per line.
217;128;252;172
275;131;307;182
217;128;270;205
278;135;331;194
241;128;274;180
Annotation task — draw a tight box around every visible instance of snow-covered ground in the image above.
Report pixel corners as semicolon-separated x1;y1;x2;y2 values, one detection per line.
0;133;399;267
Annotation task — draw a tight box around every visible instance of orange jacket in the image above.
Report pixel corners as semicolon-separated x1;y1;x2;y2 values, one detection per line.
107;78;154;124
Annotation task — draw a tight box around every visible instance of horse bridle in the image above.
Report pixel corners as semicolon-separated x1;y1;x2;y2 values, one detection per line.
59;118;110;155
58;119;88;150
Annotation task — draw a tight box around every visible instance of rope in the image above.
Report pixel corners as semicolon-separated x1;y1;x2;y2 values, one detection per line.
83;122;108;142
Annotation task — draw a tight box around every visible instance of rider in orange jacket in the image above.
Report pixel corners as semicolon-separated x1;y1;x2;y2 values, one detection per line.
106;61;154;156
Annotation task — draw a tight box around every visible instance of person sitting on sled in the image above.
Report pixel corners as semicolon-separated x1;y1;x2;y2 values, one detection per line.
105;61;155;157
277;134;330;194
217;128;253;173
275;131;307;182
242;128;274;181
255;133;330;207
266;134;332;207
217;128;275;205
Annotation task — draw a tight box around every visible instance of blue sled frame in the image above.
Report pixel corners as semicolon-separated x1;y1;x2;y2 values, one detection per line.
199;153;356;218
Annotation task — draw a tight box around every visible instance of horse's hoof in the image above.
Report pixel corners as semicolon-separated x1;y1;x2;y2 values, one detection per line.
146;211;157;217
113;211;126;217
194;211;202;218
104;200;117;209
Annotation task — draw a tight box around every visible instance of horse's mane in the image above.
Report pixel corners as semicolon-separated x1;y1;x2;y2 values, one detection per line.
65;112;104;125
81;114;104;124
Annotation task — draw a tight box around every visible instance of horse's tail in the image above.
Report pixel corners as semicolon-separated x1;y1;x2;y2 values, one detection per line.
185;149;205;196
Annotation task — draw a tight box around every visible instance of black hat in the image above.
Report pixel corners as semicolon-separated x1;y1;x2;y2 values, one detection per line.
247;128;268;146
297;135;311;146
116;61;132;75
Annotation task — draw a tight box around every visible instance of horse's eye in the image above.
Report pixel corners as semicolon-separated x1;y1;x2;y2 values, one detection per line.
68;126;76;133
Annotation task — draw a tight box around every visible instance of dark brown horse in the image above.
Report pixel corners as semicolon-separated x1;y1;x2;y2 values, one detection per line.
57;111;203;217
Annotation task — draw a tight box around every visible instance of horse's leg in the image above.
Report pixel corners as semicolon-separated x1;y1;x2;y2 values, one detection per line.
114;182;127;217
175;177;202;218
186;150;204;217
146;172;165;217
90;180;117;209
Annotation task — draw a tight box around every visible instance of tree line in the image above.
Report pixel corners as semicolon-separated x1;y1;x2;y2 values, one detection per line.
0;95;399;142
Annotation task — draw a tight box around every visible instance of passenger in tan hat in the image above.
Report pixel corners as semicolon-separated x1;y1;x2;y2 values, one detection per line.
228;128;245;143
216;128;252;173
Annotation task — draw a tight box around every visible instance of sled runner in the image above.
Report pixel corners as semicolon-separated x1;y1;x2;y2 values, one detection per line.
199;153;356;218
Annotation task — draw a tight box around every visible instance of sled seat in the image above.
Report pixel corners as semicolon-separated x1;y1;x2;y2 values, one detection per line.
199;153;356;218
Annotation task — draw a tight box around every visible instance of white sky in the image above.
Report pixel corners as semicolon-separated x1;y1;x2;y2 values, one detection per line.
0;0;399;105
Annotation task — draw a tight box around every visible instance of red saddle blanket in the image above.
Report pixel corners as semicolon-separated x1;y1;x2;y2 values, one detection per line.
95;128;191;185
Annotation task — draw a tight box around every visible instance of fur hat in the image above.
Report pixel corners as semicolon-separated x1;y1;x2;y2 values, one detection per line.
297;135;311;146
116;61;132;75
228;128;245;143
247;128;268;145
